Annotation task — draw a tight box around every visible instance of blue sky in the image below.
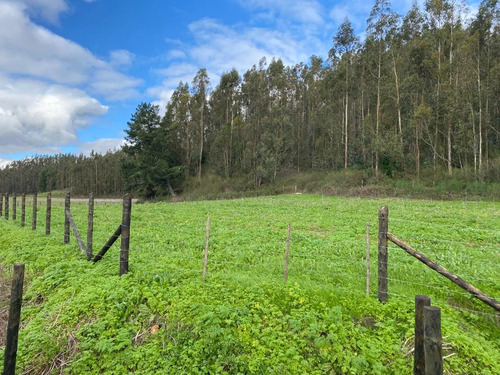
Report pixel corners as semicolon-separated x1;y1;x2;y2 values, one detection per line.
0;0;479;166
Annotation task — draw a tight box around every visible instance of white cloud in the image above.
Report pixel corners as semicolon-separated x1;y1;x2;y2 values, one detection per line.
21;0;68;24
0;75;107;154
0;158;13;169
0;1;143;158
109;49;135;68
149;16;327;109
90;69;142;101
238;0;324;25
166;49;187;60
328;0;373;31
0;2;99;84
0;1;141;98
148;62;199;112
78;138;125;155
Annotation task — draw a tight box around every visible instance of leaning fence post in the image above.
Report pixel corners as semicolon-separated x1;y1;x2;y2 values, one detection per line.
120;194;132;276
378;206;388;302
424;306;442;375
32;193;37;230
64;193;70;244
284;223;291;283
3;263;25;375
46;192;51;235
21;194;26;227
5;193;9;220
12;193;16;221
202;217;210;282
415;295;431;375
87;193;94;261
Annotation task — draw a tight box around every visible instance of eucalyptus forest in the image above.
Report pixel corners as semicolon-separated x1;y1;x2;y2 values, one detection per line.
1;0;499;198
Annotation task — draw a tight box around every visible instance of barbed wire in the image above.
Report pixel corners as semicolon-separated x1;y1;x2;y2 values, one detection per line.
388;218;500;235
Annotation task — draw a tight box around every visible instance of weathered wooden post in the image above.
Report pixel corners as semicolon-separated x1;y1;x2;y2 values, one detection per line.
46;192;51;235
21;194;26;227
0;193;3;217
12;193;16;220
378;206;388;302
284;223;291;283
424;306;442;375
32;193;37;230
119;194;132;276
414;295;431;375
202;217;210;282
5;193;9;220
87;193;94;261
3;263;25;375
64;192;70;244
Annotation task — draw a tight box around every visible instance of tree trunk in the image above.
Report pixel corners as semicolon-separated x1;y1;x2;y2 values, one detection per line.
375;44;381;176
198;102;204;180
345;63;349;169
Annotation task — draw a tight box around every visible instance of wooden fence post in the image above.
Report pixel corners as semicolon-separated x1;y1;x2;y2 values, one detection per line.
120;194;132;276
202;217;210;282
2;263;25;375
0;193;3;217
21;194;25;227
424;306;442;375
64;193;70;244
46;192;51;235
5;193;9;220
366;222;370;295
32;193;37;230
12;193;16;221
414;295;431;375
87;193;94;261
284;223;291;283
378;206;388;302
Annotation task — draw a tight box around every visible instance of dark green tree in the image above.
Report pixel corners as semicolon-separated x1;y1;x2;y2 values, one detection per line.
122;102;179;198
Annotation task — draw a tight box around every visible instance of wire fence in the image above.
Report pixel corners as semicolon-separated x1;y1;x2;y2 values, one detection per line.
0;193;498;322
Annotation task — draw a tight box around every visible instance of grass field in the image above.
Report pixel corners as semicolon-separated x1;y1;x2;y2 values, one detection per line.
0;194;498;374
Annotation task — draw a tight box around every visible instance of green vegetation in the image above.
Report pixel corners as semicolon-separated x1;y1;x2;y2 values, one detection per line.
0;195;498;374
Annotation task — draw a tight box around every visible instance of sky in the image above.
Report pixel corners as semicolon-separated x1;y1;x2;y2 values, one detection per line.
0;0;480;167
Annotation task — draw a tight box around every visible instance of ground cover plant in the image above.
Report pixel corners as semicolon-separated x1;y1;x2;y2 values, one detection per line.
0;195;498;374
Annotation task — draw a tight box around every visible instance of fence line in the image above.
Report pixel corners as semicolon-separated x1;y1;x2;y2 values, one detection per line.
1;194;498;321
389;237;500;253
388;217;500;235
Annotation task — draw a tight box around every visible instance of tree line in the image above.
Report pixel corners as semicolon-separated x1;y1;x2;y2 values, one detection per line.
1;0;499;198
0;152;124;196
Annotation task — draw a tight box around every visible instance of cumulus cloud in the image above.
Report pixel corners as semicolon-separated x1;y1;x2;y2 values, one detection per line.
0;1;142;159
329;0;373;31
90;69;142;101
238;0;324;25
109;49;136;68
149;17;327;107
0;2;142;99
21;0;68;24
78;138;125;155
0;158;13;169
0;75;107;154
0;2;99;84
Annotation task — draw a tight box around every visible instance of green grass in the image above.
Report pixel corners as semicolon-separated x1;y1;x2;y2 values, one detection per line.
0;195;498;374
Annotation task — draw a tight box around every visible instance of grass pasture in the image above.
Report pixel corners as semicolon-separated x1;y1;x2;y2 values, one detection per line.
0;194;499;374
